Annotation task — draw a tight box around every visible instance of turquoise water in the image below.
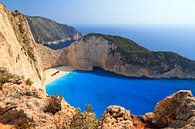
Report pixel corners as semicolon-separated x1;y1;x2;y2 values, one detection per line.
46;68;195;117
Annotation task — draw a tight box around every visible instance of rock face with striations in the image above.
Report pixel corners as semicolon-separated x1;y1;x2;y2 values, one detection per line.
25;15;82;44
153;90;195;128
0;3;44;88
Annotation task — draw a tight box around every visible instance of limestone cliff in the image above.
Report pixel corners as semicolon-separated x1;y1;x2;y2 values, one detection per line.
68;34;195;79
36;44;68;69
0;3;44;88
39;33;195;79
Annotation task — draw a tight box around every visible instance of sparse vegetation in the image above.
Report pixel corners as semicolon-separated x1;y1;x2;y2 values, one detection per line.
25;78;33;85
87;33;150;53
103;34;150;53
0;68;13;88
27;48;36;61
85;104;94;113
70;104;98;129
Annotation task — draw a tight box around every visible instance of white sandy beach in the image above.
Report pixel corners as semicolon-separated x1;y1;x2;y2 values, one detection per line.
44;66;74;87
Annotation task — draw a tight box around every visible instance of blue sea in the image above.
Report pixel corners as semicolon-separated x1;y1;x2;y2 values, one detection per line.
46;68;195;117
46;25;195;117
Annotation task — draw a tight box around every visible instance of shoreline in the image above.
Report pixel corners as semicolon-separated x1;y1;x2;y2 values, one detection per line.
43;66;74;88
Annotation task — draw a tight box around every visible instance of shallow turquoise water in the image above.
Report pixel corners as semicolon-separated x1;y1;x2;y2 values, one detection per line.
46;68;195;117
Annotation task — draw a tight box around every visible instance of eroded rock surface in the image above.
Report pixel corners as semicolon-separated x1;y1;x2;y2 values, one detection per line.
0;77;75;129
99;106;135;129
99;90;195;129
153;90;195;128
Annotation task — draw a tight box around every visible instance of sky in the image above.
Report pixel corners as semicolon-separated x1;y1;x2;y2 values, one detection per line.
1;0;195;25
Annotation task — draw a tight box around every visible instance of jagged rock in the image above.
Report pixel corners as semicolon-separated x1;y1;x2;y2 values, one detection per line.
44;96;62;114
99;106;135;129
0;80;75;129
153;90;195;128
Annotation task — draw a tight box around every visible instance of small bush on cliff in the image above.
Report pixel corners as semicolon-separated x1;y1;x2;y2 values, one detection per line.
27;48;36;61
85;104;94;112
70;104;98;129
103;35;149;53
25;78;33;86
0;68;13;88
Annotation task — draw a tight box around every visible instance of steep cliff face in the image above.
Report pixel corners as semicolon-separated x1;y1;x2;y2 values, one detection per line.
36;44;68;69
25;15;82;44
45;33;195;79
0;3;44;87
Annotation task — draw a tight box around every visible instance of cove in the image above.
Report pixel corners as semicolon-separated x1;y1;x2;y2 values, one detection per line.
46;68;195;117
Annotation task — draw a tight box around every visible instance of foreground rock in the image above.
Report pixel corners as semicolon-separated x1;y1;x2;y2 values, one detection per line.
0;68;194;129
99;90;195;129
154;90;195;128
0;80;75;129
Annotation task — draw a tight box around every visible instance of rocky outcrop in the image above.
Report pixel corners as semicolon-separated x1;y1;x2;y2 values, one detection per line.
153;90;195;128
99;106;135;129
0;76;75;129
0;67;194;129
25;15;82;44
1;74;194;129
0;3;44;88
99;90;195;129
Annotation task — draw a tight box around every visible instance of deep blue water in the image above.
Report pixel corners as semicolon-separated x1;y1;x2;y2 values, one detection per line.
76;25;195;60
46;68;195;117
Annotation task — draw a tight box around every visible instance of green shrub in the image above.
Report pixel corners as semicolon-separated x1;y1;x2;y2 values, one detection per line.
103;34;149;53
0;68;12;88
27;48;36;61
25;78;33;85
85;104;94;113
70;104;98;129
